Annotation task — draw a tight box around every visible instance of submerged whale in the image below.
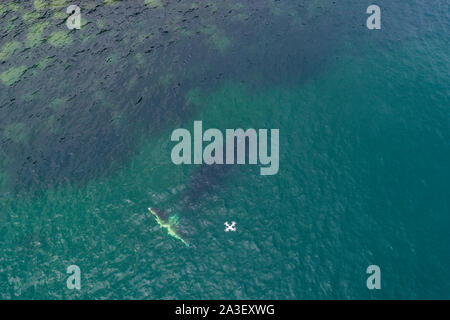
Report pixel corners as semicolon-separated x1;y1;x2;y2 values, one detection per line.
148;207;189;247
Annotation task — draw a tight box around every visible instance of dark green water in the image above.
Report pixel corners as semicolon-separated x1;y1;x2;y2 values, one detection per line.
0;0;449;299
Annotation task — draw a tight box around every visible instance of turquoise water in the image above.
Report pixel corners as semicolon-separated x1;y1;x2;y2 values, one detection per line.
0;0;449;299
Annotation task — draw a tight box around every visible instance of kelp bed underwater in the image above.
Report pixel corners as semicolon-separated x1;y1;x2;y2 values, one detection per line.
0;0;342;193
0;0;351;299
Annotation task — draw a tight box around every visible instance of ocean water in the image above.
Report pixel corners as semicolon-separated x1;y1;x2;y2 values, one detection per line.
0;0;449;299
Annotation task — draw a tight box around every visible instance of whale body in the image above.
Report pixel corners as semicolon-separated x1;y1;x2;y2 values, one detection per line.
148;207;189;247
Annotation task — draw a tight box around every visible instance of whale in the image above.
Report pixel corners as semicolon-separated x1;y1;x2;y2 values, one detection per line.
148;207;189;247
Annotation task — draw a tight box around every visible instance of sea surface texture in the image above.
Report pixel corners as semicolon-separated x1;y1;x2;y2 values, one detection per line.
0;0;449;299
